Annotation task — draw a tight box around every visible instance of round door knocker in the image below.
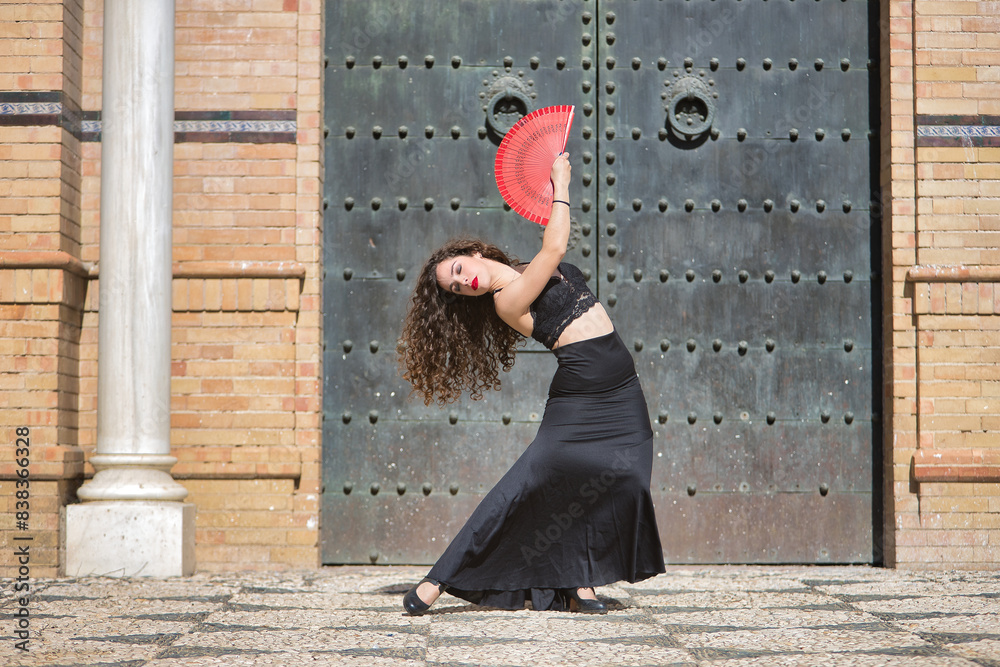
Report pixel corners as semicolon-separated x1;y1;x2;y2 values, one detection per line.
482;74;534;142
666;76;716;141
485;87;532;136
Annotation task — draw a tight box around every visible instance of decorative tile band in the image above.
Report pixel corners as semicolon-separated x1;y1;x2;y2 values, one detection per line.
917;115;1000;148
79;118;297;143
0;92;82;136
918;125;1000;138
8;99;988;148
176;120;296;133
0;102;63;115
0;93;295;144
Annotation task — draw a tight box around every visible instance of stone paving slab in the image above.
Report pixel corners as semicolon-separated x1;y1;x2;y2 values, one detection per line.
2;566;999;666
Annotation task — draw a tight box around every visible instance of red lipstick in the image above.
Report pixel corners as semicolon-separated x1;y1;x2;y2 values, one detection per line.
471;276;479;291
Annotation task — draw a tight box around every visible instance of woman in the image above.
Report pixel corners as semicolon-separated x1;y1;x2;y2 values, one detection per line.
398;153;664;615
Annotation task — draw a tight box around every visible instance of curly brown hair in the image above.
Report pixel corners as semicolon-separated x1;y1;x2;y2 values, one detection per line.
398;238;525;405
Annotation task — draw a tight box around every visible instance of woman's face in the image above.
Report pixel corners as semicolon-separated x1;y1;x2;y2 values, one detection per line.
435;252;489;297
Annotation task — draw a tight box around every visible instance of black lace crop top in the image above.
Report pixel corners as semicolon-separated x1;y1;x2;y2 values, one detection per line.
527;262;598;349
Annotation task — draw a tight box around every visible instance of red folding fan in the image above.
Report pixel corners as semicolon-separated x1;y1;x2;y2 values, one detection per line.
494;105;575;225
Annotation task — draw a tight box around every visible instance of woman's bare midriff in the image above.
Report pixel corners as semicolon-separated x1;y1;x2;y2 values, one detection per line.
551;303;615;349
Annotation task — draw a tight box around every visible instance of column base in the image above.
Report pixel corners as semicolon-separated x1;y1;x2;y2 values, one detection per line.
76;454;189;501
64;501;195;577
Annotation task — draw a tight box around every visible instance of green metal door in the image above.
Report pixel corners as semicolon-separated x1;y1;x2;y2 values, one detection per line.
321;0;880;564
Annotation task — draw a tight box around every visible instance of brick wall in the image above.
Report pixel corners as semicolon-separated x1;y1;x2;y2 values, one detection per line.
3;0;322;575
74;0;324;572
0;0;85;578
888;0;1000;568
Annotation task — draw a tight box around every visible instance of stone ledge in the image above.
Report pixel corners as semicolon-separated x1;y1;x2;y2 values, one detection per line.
907;265;1000;283
77;446;303;481
912;448;1000;483
170;462;302;480
1;258;305;310
0;251;95;279
172;261;306;281
0;254;306;281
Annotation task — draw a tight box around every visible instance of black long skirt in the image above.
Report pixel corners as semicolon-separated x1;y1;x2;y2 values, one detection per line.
426;330;665;611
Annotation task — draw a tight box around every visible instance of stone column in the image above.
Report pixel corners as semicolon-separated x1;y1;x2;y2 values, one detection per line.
65;0;194;577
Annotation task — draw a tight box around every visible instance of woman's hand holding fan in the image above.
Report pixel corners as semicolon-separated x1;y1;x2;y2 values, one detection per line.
494;105;575;225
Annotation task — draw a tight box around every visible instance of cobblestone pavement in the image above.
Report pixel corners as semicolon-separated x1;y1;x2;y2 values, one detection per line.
2;566;1000;666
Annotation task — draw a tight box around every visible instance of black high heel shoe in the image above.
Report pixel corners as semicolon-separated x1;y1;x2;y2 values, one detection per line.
565;587;607;614
403;577;445;616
